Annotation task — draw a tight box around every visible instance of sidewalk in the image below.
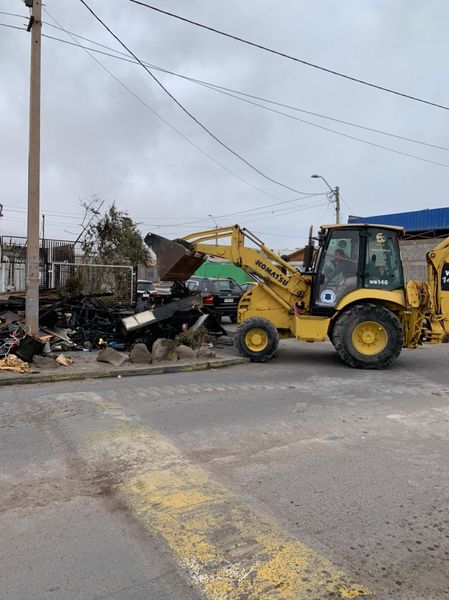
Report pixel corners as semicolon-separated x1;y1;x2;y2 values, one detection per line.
0;346;248;387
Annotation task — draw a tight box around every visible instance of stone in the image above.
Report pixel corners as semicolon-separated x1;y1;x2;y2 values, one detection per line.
32;355;60;369
129;343;152;364
152;338;178;362
176;344;196;360
96;347;127;367
196;346;216;359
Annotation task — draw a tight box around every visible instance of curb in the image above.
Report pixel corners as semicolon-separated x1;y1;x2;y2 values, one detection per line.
0;356;249;387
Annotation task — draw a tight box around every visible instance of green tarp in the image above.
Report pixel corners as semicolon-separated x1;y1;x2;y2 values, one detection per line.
194;261;251;284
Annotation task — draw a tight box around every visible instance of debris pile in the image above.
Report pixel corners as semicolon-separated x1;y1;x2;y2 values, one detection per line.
0;285;224;373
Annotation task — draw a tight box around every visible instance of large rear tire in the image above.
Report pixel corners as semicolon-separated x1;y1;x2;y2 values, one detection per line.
332;303;403;369
235;317;279;362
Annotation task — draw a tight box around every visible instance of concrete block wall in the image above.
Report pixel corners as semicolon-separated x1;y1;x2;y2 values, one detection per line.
400;239;436;280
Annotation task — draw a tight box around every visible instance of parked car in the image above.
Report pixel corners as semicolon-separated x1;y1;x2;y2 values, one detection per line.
186;276;243;323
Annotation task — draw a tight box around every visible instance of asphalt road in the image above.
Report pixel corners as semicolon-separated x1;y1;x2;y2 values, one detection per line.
1;338;449;599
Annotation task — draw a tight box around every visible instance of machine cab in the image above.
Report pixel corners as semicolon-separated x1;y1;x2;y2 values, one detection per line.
312;224;404;311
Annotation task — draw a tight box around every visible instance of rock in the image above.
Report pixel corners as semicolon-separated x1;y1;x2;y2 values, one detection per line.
129;343;152;364
196;346;216;359
32;355;60;369
55;354;73;366
152;338;178;362
176;344;196;359
96;347;127;367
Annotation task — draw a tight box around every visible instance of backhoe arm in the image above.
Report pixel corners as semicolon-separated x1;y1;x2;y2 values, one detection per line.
145;225;310;312
426;238;449;337
182;225;308;300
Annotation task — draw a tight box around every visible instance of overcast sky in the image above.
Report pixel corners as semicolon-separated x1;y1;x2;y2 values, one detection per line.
1;0;448;250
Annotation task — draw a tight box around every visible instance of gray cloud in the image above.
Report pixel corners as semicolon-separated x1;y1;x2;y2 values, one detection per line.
1;0;448;249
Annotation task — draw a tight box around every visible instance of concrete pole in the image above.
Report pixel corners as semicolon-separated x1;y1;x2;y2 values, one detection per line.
26;0;42;335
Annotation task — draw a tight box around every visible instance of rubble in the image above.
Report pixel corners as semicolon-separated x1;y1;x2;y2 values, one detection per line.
0;355;31;373
0;278;227;371
196;346;217;359
55;354;73;367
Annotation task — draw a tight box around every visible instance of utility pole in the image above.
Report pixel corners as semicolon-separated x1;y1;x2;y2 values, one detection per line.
334;186;340;224
311;174;340;224
25;0;42;335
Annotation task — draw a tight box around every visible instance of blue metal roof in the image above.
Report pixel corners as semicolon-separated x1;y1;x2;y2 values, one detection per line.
348;207;449;232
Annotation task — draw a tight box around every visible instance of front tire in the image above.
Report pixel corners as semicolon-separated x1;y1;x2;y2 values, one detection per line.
235;317;279;362
332;303;403;369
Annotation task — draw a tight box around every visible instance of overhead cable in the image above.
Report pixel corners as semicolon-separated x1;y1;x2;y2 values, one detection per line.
129;0;449;112
43;9;309;203
36;28;449;159
79;0;313;195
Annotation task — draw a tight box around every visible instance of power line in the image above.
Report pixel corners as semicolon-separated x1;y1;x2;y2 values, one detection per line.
42;10;300;203
9;18;445;158
129;0;449;112
194;82;449;154
200;86;449;169
78;0;313;196
38;27;449;154
29;24;449;168
0;11;28;19
0;22;26;32
39;29;449;170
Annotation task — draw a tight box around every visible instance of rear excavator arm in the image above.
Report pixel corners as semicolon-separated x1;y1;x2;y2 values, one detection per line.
425;237;449;340
146;225;310;314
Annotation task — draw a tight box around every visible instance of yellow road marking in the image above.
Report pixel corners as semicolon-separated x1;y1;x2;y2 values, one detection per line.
54;392;371;599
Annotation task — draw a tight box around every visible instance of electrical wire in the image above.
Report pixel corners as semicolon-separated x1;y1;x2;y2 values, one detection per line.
129;0;449;112
199;86;449;169
42;30;449;169
0;11;27;19
43;9;313;203
37;26;449;153
10;20;449;168
78;0;313;195
0;22;26;31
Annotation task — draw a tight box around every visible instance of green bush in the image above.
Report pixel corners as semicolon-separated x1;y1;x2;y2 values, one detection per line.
174;325;207;349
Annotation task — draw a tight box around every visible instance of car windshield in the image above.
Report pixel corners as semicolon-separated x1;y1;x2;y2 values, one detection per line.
215;280;239;292
138;282;154;291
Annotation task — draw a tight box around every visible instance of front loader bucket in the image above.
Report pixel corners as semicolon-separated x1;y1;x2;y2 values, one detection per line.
145;232;206;281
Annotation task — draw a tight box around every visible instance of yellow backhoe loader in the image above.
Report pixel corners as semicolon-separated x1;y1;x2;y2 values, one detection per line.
146;223;449;369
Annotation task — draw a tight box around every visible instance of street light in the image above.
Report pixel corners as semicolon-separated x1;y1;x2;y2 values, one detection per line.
311;174;340;224
208;213;218;245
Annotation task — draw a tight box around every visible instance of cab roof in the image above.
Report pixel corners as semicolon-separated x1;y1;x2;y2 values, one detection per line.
319;223;405;236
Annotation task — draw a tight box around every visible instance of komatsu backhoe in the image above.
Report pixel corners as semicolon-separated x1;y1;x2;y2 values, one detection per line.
146;223;449;369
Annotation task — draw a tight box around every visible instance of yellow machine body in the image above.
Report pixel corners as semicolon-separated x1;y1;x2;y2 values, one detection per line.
146;223;449;369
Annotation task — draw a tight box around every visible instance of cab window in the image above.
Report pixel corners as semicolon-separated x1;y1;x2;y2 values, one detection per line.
316;230;360;307
364;229;403;291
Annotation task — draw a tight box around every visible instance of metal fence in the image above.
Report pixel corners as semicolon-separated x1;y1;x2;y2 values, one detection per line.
0;237;135;302
50;262;134;303
0;260;135;302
